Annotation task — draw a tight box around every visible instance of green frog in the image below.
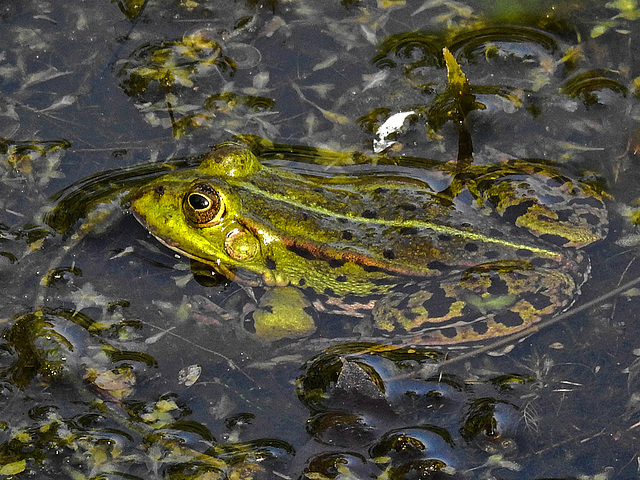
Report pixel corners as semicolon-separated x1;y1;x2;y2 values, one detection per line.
129;142;608;345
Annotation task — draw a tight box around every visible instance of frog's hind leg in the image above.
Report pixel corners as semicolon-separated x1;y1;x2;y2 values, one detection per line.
481;167;608;248
372;261;579;345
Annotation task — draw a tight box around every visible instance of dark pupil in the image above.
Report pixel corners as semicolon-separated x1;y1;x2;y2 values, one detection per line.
189;193;210;210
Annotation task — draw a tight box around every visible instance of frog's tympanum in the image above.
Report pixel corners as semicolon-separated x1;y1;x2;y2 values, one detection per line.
130;143;608;345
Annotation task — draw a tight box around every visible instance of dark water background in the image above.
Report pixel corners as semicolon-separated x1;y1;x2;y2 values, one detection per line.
2;0;640;479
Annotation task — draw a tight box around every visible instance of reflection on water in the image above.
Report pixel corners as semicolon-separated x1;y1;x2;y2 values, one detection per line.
1;0;640;478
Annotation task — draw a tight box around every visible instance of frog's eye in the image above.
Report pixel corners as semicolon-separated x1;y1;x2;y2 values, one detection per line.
183;184;225;227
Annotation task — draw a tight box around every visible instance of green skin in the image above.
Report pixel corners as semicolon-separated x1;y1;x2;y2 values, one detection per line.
130;143;608;344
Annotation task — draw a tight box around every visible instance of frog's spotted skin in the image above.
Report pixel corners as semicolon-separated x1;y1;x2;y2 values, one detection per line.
372;258;587;344
130;143;608;345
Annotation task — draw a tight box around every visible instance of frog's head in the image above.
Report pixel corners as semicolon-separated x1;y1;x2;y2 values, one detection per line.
130;143;283;285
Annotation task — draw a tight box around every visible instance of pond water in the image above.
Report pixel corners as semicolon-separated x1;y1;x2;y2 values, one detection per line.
2;0;640;479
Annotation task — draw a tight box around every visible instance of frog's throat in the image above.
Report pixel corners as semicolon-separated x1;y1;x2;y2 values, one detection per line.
241;183;564;261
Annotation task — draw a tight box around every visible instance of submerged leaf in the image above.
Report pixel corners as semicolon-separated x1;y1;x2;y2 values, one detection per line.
443;46;468;92
426;48;486;134
1;311;73;387
0;459;26;475
112;0;146;19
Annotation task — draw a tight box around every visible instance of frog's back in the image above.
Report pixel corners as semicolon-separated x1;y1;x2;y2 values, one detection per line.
235;161;606;280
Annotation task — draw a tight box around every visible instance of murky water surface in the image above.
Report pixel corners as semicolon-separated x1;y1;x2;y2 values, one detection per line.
2;1;640;478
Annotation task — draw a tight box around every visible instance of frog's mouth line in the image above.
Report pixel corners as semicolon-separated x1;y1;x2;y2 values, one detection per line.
148;230;243;281
131;211;243;281
132;211;200;260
